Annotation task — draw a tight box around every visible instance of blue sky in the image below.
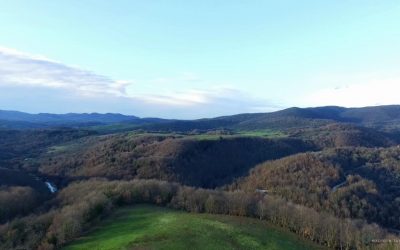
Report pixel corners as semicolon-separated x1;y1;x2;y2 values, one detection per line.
0;1;399;118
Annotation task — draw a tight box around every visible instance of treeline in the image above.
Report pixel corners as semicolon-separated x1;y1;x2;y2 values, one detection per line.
232;147;400;230
0;179;395;250
37;134;315;188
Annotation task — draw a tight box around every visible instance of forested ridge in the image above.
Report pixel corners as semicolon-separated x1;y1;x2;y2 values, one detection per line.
231;147;400;230
36;134;315;188
0;129;95;168
288;123;398;148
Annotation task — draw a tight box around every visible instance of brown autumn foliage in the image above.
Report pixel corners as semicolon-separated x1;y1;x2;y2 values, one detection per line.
37;134;315;187
289;123;396;148
0;186;43;223
232;147;400;230
0;179;396;250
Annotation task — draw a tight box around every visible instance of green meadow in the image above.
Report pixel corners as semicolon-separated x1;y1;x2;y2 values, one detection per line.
64;205;326;250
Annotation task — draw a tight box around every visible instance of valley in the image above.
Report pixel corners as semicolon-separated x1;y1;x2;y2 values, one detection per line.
1;105;400;249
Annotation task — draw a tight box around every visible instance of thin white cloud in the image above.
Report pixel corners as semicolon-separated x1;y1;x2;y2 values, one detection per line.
0;46;132;97
303;72;400;107
135;87;237;106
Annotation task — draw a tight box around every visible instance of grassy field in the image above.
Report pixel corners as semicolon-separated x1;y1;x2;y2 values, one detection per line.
87;123;144;134
182;130;287;141
64;205;326;250
235;130;287;138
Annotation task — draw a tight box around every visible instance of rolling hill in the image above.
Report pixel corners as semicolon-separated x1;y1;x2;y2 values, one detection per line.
64;205;326;250
36;134;315;188
231;146;400;229
138;105;400;132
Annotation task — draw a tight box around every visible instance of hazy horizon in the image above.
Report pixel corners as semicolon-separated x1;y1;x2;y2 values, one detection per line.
1;1;400;119
3;104;400;121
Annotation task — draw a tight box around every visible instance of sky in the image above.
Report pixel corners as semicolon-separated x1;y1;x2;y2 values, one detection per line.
0;1;400;119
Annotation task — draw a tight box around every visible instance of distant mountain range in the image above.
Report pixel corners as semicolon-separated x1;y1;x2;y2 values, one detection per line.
1;105;400;131
0;110;139;123
0;110;143;129
140;105;400;132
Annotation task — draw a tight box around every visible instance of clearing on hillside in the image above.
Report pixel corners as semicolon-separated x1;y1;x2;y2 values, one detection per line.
64;205;326;250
